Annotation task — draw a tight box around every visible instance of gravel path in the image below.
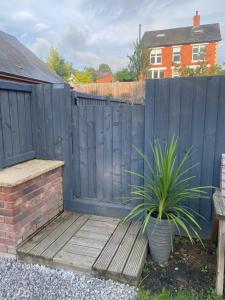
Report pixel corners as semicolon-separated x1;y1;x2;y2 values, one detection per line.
0;257;136;300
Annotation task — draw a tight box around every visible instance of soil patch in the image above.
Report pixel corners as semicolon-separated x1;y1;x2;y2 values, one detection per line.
140;237;217;295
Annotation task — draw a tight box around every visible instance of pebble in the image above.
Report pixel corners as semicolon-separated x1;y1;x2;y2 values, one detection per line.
0;257;136;300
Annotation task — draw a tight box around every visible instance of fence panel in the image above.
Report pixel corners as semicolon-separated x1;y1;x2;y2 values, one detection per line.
71;102;145;217
32;83;73;209
0;81;35;168
145;76;225;235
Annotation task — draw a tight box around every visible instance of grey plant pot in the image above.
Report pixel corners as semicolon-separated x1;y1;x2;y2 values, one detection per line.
147;215;175;263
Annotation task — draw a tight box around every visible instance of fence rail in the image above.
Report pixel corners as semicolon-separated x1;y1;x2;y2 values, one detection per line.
73;91;127;106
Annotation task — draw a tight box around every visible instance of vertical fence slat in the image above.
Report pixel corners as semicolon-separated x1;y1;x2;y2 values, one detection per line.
24;93;33;151
112;105;122;202
104;105;113;202
9;91;20;155
95;106;104;200
87;106;96;198
213;77;225;188
189;77;207;213
200;76;220;221
0;90;12;158
168;79;181;140
72;104;81;198
79;106;88;198
43;85;54;158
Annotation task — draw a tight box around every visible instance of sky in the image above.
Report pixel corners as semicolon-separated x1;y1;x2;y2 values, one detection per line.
0;0;224;71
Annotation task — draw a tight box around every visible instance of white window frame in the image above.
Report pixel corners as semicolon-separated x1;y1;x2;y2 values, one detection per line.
173;46;181;63
148;68;165;79
150;48;162;65
192;44;207;62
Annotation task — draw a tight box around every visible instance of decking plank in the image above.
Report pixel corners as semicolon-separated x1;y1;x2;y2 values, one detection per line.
69;237;106;249
62;244;101;258
93;221;130;273
85;219;119;229
89;215;120;224
122;229;148;285
107;222;140;276
54;251;96;270
81;224;115;235
75;230;111;242
29;213;80;257
42;215;89;259
17;212;72;254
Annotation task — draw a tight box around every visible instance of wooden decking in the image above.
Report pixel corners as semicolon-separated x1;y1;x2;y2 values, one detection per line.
17;211;148;285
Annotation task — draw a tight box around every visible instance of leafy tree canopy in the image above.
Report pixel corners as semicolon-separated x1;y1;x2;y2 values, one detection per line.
84;67;98;82
47;48;74;82
127;40;150;81
115;68;135;82
175;62;223;77
98;63;112;74
72;71;93;84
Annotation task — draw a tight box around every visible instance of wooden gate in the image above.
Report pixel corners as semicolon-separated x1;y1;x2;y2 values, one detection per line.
71;101;145;217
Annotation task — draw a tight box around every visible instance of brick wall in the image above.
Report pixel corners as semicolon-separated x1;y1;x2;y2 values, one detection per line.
150;42;219;78
0;165;63;255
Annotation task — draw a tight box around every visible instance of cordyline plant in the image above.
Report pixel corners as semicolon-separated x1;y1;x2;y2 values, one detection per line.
125;137;210;243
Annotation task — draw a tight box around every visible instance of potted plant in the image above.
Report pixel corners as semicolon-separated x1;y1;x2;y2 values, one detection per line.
125;137;209;263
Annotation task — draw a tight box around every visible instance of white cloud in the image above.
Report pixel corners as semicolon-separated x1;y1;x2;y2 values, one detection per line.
0;0;225;70
34;23;49;33
12;11;36;23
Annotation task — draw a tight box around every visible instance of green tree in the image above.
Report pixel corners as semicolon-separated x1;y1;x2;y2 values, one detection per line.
72;71;93;84
84;67;98;82
47;48;74;82
176;62;223;77
115;68;135;82
128;39;150;80
98;63;112;74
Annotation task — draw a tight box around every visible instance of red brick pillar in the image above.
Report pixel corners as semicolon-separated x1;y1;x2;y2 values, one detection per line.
0;160;64;255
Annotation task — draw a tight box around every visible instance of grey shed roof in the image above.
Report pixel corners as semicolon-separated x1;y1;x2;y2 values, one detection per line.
0;30;64;83
142;23;221;48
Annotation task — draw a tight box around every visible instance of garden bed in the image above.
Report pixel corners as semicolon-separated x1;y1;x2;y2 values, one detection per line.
138;237;221;299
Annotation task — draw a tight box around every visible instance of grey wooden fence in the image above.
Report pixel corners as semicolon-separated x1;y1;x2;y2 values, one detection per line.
0;81;35;168
1;76;225;235
71;102;145;217
145;76;225;234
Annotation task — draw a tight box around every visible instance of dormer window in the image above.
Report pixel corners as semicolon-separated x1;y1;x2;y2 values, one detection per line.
192;44;206;61
173;46;181;63
156;33;165;38
150;48;162;64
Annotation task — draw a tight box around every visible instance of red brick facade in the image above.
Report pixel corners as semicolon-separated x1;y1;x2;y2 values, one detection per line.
144;11;220;79
0;166;63;255
150;42;218;78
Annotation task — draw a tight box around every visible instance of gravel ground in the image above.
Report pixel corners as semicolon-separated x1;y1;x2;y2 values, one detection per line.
0;257;136;300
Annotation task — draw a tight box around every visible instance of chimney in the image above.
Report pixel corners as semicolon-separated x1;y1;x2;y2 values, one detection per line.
139;24;142;43
193;10;200;27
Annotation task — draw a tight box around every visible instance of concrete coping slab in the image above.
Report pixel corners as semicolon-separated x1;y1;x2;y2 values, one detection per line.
0;159;64;187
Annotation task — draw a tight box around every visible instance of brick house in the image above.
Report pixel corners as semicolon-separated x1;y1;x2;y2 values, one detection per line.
142;11;221;78
96;72;114;83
